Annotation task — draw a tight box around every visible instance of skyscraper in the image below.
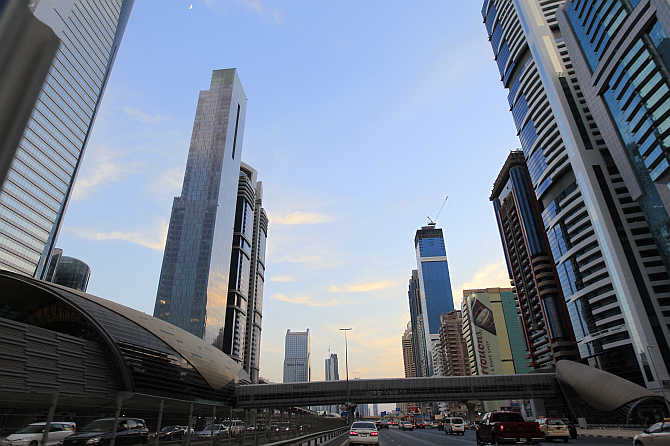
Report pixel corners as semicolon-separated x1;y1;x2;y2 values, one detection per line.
414;225;455;375
482;0;670;388
408;270;429;376
154;69;248;351
558;0;670;393
223;162;267;381
44;248;90;292
438;311;470;376
283;329;310;383
325;353;339;381
0;0;133;277
491;151;579;368
402;322;417;377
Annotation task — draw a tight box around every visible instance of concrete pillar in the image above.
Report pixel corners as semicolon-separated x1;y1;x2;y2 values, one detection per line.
154;400;164;446
210;406;216;446
40;393;58;446
184;403;194;446
109;394;124;446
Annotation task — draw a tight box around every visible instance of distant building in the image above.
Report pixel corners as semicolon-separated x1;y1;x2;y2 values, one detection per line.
414;225;455;376
402;322;417;377
461;288;529;375
44;248;90;292
325;353;339;381
358;404;370;418
408;270;429;376
438;311;469;376
373;403;379;417
154;69;247;352
283;329;310;383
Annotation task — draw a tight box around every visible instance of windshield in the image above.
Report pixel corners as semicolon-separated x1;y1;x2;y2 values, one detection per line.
547;419;565;425
491;413;524;423
81;420;116;433
15;426;44;434
351;422;376;429
452;418;464;424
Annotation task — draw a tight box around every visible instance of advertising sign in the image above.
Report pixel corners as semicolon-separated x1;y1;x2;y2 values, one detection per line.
468;293;504;375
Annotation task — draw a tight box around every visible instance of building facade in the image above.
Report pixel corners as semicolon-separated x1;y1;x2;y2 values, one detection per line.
0;0;133;277
408;270;429;377
438;311;470;376
558;0;670;393
482;0;670;388
461;288;529;375
491;151;579;368
44;248;90;292
414;225;456;376
154;69;247;352
325;353;339;381
402;322;417;377
223;163;267;382
283;329;310;383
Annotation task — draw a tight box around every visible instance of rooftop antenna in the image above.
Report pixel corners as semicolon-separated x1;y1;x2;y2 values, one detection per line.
427;195;448;226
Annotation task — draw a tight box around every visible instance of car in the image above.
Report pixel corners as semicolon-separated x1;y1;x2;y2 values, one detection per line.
1;423;76;446
429;421;440;429
348;422;379;445
271;423;290;433
444;417;465;436
157;426;190;441
62;418;148;446
399;421;414;431
633;420;670;445
537;418;570;442
374;420;388;429
225;420;246;436
475;411;544;445
196;424;227;439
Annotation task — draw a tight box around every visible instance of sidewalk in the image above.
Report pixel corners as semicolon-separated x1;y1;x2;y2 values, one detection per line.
577;427;639;440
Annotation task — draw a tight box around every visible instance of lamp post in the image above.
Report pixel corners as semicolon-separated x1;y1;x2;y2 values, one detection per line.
340;328;352;422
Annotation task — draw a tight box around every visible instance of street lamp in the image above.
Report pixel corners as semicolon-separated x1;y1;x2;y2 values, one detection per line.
340;328;352;421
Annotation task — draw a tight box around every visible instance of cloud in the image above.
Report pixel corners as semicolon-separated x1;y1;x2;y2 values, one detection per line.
270;275;296;283
272;293;341;307
329;280;398;293
70;220;169;251
146;167;184;200
452;262;510;308
275;255;324;264
271;211;334;225
72;148;139;200
123;106;164;124
205;0;283;23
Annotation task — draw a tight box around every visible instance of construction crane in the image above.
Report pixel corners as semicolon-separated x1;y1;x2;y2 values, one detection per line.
427;195;448;226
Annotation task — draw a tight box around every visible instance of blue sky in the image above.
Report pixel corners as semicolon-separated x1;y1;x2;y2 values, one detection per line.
57;0;520;385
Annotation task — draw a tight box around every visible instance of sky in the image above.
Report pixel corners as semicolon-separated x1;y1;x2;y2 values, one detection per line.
56;0;521;392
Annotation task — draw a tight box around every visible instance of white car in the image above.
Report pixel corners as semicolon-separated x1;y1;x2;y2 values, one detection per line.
349;421;379;445
444;417;465;436
1;422;76;446
537;418;570;442
633;421;670;445
196;424;227;438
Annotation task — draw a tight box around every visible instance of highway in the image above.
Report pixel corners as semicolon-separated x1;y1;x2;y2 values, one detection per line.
339;427;631;445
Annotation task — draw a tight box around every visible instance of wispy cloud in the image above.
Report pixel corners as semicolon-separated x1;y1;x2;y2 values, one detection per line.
275;255;324;264
69;220;169;251
453;262;510;308
271;211;334;225
146;167;184;200
72;148;139;200
272;293;341;307
270;275;296;283
123;106;164;124
329;280;398;293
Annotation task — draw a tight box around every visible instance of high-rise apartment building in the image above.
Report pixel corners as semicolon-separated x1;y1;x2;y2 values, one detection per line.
491;151;579;368
482;0;670;388
438;311;470;376
223;163;267;382
402;322;417;377
462;288;530;375
325;353;339;381
154;69;248;352
408;270;429;376
373;403;379;417
414;225;455;375
558;0;670;392
0;0;133;277
283;329;310;383
44;248;90;292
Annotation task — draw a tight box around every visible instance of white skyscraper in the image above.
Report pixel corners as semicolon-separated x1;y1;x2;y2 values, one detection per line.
283;329;310;383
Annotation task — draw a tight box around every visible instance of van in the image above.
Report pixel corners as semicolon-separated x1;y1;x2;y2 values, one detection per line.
443;417;465;436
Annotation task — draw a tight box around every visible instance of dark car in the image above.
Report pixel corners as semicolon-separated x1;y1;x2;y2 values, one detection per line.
158;426;189;441
475;411;544;445
63;418;149;446
374;420;388;429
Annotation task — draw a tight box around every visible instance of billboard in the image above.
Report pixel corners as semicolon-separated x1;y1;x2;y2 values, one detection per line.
467;293;505;375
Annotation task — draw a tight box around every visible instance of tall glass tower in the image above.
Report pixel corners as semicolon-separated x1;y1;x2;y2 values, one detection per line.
283;329;311;383
414;224;455;376
0;0;133;277
154;69;247;351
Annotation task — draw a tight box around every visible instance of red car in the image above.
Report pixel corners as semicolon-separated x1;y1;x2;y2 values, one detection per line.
475;411;544;445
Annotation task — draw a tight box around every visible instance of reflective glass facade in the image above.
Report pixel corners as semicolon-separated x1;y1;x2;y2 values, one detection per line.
0;0;133;277
408;270;429;377
154;69;248;352
283;329;310;383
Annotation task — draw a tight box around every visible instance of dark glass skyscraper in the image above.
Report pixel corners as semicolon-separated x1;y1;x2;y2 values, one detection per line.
154;69;248;352
414;225;455;376
491;151;579;369
0;0;133;277
45;251;91;292
408;270;429;377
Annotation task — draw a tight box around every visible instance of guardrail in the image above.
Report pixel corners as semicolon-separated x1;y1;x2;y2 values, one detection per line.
262;426;348;446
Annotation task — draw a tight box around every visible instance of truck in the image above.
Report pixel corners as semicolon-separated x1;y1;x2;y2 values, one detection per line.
475;411;544;445
414;414;426;429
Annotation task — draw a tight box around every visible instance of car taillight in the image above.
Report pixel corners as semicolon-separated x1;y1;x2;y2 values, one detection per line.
498;424;504;431
349;431;358;436
371;432;379;436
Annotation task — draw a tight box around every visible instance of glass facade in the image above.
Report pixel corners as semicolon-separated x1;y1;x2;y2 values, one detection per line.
408;270;429;377
0;0;133;277
283;329;310;383
49;255;90;292
419;261;455;335
154;69;248;353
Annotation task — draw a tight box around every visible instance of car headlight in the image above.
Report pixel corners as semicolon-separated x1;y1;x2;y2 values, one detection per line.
86;437;102;444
